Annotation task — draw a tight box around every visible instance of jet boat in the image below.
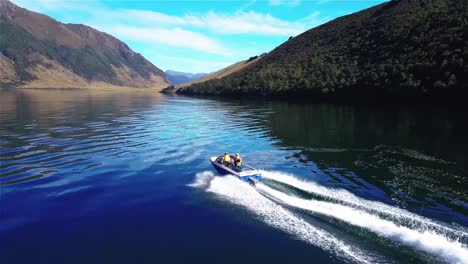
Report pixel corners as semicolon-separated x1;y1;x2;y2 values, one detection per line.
210;155;262;185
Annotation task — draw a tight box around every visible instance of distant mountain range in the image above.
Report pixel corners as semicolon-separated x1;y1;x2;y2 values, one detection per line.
174;0;467;102
165;70;208;85
163;55;263;94
0;0;169;89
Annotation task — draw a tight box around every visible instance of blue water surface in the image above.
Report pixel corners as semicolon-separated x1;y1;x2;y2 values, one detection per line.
1;89;467;264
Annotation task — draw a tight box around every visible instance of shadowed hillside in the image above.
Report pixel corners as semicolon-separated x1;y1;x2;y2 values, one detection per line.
177;0;468;103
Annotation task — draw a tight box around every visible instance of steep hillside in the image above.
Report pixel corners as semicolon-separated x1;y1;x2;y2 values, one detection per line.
162;55;262;93
0;0;169;89
178;0;468;102
165;70;208;85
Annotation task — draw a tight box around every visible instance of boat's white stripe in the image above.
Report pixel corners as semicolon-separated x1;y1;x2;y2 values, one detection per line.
210;156;261;177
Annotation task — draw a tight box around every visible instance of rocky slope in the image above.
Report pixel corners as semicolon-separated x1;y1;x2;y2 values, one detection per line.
0;0;169;89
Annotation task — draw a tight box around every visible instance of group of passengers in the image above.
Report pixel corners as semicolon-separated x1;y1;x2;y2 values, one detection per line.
221;152;243;172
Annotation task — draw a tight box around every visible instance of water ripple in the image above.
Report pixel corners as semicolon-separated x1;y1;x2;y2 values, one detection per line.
0;96;271;190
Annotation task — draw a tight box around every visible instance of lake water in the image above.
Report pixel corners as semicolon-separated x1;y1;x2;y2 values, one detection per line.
1;89;467;264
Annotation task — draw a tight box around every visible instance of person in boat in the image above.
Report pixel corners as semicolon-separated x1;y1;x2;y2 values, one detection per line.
222;152;231;167
233;153;243;172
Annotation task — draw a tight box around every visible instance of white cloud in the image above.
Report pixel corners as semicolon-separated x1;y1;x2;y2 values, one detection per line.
239;0;257;11
116;9;325;37
12;0;326;39
101;26;231;56
270;0;301;7
270;0;282;5
300;10;328;26
12;0;100;13
10;0;330;70
152;54;233;73
203;11;304;36
12;0;62;11
121;9;204;27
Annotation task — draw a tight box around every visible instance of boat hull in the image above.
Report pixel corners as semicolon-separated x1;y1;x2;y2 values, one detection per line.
210;156;262;183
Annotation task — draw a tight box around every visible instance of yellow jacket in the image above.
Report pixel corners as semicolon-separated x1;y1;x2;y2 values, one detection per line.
235;156;242;166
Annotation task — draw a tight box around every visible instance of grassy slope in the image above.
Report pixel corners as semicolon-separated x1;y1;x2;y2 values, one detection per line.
178;0;468;102
0;0;168;89
0;21;116;84
161;56;261;93
177;57;261;88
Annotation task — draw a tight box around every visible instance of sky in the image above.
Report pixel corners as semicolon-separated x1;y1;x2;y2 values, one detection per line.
11;0;387;73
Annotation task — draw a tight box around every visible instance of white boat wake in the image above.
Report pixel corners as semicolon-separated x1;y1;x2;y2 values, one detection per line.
190;171;377;263
190;171;468;264
260;170;468;240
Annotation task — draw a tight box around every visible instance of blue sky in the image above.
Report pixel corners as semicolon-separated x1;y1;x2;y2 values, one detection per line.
12;0;386;73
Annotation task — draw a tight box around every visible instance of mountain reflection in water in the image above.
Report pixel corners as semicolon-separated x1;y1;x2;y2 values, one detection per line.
1;90;466;264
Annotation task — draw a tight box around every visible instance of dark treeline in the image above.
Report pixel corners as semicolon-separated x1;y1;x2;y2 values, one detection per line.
177;0;468;103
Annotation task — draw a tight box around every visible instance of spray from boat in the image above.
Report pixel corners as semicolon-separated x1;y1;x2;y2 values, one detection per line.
260;170;468;241
190;171;377;264
189;170;468;264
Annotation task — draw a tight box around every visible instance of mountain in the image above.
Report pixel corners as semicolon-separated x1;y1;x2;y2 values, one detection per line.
0;0;169;89
176;0;468;102
165;70;208;85
180;55;263;87
162;55;263;93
